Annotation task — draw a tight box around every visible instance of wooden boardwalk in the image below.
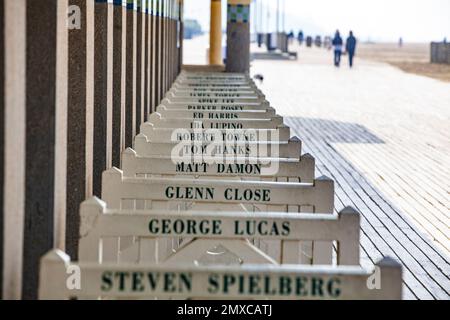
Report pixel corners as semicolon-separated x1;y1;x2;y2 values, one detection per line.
251;46;450;300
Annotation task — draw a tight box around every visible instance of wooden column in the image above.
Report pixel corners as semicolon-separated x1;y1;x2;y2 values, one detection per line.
148;0;155;114
125;0;137;147
21;0;68;299
178;0;183;74
138;0;146;126
159;0;164;97
0;0;5;300
174;0;178;79
111;0;127;168
226;0;250;73
170;0;175;84
168;0;172;83
143;0;150;121
173;0;178;80
209;0;222;65
152;0;158;110
160;0;163;94
155;0;161;104
135;0;143;133
174;0;177;76
150;0;156;113
93;0;113;197
161;0;165;94
174;0;179;80
171;0;175;82
164;0;169;91
54;0;69;258
165;0;169;87
2;0;26;300
66;0;95;258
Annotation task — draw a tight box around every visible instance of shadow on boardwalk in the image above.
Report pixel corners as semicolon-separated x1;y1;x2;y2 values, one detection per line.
285;116;450;300
293;118;385;144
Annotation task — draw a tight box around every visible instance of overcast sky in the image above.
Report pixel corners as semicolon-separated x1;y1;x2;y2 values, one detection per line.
184;0;450;42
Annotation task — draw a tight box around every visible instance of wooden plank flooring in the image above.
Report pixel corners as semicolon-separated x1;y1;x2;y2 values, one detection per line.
251;46;450;299
288;116;449;300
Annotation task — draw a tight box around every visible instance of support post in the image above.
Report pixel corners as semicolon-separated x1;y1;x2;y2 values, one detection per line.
22;0;68;299
0;0;5;300
143;0;150;121
2;0;26;300
159;0;165;99
226;0;251;73
177;0;183;74
150;0;157;112
93;0;113;196
162;0;167;98
111;0;127;167
125;0;137;147
135;0;143;134
166;0;170;92
148;0;154;114
155;0;161;104
66;0;95;259
209;0;222;65
171;0;177;81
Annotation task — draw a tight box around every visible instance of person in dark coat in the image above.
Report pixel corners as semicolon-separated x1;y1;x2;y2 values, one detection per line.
298;30;304;45
346;31;357;67
332;30;343;67
288;30;295;44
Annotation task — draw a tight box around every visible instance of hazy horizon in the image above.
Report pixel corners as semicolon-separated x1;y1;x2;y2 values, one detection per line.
184;0;449;43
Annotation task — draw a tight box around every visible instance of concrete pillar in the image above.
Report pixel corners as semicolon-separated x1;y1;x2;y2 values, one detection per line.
66;0;95;259
209;0;222;65
21;0;68;299
226;0;250;73
125;0;137;148
111;1;127;168
93;0;113;197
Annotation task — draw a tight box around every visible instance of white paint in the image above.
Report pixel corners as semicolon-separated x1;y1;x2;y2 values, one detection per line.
39;249;402;299
3;0;26;300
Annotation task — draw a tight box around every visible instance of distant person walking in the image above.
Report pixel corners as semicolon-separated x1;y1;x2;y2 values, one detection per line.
332;30;343;67
298;30;304;45
288;30;295;44
346;31;357;68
